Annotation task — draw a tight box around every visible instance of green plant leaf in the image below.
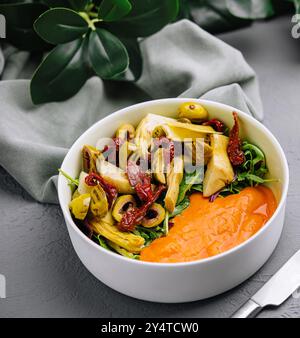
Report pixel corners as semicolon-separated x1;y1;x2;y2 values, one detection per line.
34;8;88;44
0;2;50;51
113;37;142;81
187;0;251;34
31;36;92;104
98;0;132;22
68;0;89;11
226;0;275;19
177;169;203;204
105;0;180;37
88;28;129;79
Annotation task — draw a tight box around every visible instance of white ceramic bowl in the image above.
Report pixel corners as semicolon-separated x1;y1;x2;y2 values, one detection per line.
58;99;289;303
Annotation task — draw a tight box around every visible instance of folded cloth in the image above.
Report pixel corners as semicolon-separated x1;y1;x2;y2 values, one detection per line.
0;20;263;203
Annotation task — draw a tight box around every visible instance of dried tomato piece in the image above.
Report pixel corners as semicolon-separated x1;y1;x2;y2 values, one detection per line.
227;112;245;166
127;161;153;202
152;137;175;163
85;172;117;207
118;185;166;232
202;119;224;132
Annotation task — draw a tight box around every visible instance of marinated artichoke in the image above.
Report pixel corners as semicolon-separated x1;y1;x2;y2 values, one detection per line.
69;193;91;220
89;184;109;219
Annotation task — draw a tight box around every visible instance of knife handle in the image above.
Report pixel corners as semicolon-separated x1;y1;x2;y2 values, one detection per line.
231;299;262;318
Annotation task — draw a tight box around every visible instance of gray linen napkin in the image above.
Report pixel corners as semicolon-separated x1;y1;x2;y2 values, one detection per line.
0;20;263;203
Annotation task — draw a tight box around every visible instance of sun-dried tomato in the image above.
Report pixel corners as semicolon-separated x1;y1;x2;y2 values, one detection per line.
118;185;166;232
227;112;245;166
102;137;124;160
85;172;117;207
152;137;175;166
127;161;153;202
202;119;224;132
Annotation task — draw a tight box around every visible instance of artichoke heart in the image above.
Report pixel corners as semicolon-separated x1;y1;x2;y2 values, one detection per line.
107;240;139;259
96;158;134;194
152;148;166;184
135;114;218;153
164;156;184;213
82;145;100;173
69;193;91;220
90;219;145;253
78;171;93;195
203;134;234;197
90;185;109;219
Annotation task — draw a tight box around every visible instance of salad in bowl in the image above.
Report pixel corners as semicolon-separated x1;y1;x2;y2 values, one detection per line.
60;102;277;264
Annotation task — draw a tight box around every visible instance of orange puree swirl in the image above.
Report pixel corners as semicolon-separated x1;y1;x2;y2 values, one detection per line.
140;186;277;263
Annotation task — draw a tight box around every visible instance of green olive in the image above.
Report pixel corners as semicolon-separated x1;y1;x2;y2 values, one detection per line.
89;185;109;219
116;123;135;140
112;195;137;222
178;102;208;122
141;203;165;228
69;193;91;220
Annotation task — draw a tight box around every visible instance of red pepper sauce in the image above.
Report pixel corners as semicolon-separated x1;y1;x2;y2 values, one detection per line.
140;186;277;263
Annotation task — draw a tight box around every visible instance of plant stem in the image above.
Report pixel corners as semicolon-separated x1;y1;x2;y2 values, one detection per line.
79;12;102;31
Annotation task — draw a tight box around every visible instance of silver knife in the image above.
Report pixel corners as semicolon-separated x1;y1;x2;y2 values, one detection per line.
232;249;300;318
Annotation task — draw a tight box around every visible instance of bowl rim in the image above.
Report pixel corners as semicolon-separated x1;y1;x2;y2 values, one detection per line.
58;98;289;267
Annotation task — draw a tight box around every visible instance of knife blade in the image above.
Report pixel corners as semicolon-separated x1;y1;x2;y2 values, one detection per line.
232;249;300;318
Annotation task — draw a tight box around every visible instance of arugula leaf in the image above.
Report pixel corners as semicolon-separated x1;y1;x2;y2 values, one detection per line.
88;28;129;79
58;169;79;186
177;169;203;204
226;0;275;19
93;234;112;250
134;225;164;245
98;0;132;22
34;8;89;44
169;196;190;218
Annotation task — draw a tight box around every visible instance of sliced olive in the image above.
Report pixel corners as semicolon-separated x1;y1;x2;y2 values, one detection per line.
116;123;135;140
89;185;109;219
112;195;137;222
141;203;165;228
82;145;101;173
69;193;91;220
178;102;208;122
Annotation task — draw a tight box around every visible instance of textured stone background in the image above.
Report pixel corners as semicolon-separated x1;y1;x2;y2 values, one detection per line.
0;15;300;318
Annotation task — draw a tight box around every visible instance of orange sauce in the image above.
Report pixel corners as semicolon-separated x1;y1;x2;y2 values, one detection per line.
140;186;277;263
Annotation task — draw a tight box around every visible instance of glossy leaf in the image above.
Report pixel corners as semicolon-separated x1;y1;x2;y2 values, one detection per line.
113;37;142;81
226;0;275;19
31;36;92;104
99;0;132;22
88;28;129;79
0;2;50;51
105;0;180;37
68;0;89;11
34;8;88;44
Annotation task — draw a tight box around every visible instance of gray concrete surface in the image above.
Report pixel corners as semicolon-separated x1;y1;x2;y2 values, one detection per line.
0;15;300;318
